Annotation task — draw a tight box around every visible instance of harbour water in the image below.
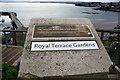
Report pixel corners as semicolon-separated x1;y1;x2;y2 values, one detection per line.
0;3;119;29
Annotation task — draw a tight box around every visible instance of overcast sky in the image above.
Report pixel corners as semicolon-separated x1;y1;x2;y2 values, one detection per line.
2;0;120;2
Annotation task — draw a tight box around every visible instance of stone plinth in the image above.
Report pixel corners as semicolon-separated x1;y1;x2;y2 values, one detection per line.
18;18;111;78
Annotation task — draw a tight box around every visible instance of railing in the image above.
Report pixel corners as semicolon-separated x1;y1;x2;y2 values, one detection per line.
0;28;120;72
96;28;120;72
1;29;119;46
96;28;120;41
1;30;27;47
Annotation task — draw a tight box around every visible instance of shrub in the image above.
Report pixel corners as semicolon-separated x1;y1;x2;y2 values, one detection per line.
2;64;17;79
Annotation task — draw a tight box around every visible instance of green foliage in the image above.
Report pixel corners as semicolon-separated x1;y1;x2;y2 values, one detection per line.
2;64;17;79
102;41;113;46
102;41;115;61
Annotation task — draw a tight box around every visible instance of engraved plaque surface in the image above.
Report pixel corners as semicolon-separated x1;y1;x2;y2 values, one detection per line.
33;25;93;38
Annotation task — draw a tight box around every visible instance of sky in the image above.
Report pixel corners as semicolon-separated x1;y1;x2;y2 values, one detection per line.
1;0;120;2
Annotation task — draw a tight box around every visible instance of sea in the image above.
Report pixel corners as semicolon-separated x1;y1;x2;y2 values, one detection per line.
0;3;119;29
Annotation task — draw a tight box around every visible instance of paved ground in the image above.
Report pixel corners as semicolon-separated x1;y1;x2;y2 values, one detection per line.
2;46;23;65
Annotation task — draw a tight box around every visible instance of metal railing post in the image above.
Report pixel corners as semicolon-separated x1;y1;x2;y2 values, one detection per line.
21;32;24;46
100;28;104;41
113;43;120;67
13;31;17;45
3;32;8;47
113;29;120;68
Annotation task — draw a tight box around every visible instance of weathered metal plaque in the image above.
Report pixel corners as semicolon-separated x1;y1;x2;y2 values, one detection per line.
33;25;93;38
